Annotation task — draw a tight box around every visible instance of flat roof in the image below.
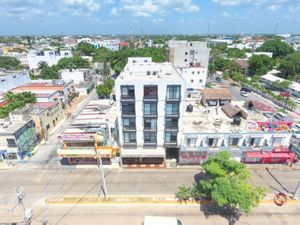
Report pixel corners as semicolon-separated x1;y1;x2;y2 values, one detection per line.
182;100;286;133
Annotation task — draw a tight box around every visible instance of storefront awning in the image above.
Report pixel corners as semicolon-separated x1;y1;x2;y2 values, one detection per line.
57;149;96;158
229;134;243;138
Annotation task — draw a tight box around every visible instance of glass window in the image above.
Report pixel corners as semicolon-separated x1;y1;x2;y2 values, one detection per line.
272;137;283;146
144;103;157;115
167;85;181;100
144;132;157;143
165;118;178;129
6;138;17;147
228;138;239;146
165;132;177;143
249;138;261;146
123;132;136;143
207;138;218;147
144;86;158;98
121;86;135;99
122;118;135;129
186;138;197;147
122;103;135;115
144;118;157;130
166;103;179;115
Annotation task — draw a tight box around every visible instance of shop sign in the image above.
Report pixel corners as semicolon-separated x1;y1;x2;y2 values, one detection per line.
58;134;95;141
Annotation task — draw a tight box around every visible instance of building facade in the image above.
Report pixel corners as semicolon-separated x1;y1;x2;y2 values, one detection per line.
115;57;186;166
168;41;211;68
27;50;72;69
59;69;92;85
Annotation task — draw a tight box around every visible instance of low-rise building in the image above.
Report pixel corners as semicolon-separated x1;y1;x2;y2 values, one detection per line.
59;69;92;85
12;80;76;103
56;100;119;165
0;118;38;160
177;64;207;90
27;50;72;69
0;70;31;92
179;99;292;164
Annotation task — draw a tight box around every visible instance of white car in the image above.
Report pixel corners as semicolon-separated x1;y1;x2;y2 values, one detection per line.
293;130;300;139
240;91;248;97
143;216;183;225
294;99;300;104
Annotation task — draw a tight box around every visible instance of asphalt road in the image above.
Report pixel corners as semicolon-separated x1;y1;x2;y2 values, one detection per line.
0;168;299;210
1;203;300;225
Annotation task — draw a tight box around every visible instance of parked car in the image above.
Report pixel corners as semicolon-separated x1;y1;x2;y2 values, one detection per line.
143;216;183;225
293;130;300;139
294;99;300;104
215;77;222;82
240;90;248;97
241;86;251;93
274;112;288;121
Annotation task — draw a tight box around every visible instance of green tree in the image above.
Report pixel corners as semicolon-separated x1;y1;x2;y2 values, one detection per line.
77;42;96;56
96;79;115;98
0;56;22;70
285;52;300;74
278;60;295;79
248;55;274;76
57;56;90;70
40;66;59;79
226;48;246;59
37;61;49;70
176;151;265;215
257;40;294;58
0;92;36;119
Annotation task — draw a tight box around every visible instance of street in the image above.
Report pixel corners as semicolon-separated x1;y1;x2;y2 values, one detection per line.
1;203;300;225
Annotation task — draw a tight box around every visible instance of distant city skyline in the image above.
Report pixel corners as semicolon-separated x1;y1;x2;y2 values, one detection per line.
0;0;300;35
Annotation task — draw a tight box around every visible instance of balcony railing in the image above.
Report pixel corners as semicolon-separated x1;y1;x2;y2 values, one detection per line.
122;111;136;116
165;125;178;130
123;125;136;131
144;95;158;100
121;95;135;100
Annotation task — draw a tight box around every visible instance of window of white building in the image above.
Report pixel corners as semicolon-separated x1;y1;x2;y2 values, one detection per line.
186;138;197;147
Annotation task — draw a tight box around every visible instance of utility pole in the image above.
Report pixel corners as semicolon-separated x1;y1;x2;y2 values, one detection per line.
97;151;108;199
7;186;32;225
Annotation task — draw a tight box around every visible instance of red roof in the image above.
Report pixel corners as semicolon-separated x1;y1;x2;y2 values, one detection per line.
252;100;276;113
33;102;57;109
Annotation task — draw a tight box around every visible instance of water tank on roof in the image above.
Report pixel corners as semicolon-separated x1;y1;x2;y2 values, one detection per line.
232;116;241;125
186;104;193;112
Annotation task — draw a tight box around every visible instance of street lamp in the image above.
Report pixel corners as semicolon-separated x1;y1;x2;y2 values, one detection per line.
97;150;108;200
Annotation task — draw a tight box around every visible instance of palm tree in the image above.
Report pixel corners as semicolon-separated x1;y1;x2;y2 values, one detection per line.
38;61;49;70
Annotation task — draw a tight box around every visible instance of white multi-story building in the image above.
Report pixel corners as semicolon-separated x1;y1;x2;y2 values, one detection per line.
27;50;72;69
177;66;208;90
115;57;186;166
168;41;210;90
0;70;31;92
168;41;211;67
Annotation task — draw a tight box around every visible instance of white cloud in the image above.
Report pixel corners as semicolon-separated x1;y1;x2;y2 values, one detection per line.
119;0;199;17
110;7;119;16
63;0;101;11
222;11;232;17
267;4;281;11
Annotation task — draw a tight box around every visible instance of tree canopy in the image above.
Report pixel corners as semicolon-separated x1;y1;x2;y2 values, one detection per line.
0;92;36;119
0;56;23;70
77;42;95;56
226;48;246;59
248;55;274;76
96;79;115;98
176;151;265;215
57;56;90;70
285;52;300;74
257;40;294;58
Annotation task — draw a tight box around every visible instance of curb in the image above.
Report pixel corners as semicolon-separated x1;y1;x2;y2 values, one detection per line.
44;196;300;205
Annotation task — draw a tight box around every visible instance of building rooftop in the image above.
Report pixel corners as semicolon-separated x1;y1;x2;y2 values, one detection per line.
0;119;32;134
203;88;233;100
182;100;290;134
118;57;184;82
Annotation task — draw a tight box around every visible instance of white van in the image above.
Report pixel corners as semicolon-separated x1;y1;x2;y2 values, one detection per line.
143;216;183;225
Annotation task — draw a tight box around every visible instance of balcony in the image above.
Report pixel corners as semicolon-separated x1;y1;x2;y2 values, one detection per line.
165;125;178;131
122;111;136;116
121;95;135;101
144;142;157;148
144;95;158;101
123;124;136;131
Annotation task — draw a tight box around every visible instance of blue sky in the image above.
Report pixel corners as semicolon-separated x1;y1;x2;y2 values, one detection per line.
0;0;300;35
